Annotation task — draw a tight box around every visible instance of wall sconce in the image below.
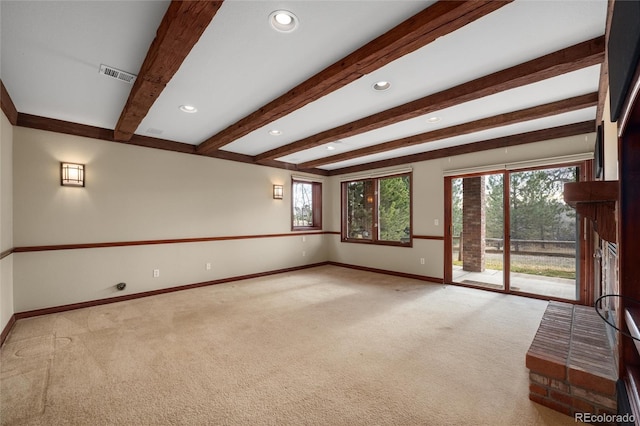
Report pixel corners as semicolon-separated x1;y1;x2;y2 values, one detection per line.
61;162;85;187
273;184;283;199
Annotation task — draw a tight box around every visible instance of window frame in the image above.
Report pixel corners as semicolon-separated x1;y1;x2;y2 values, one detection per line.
291;178;322;231
340;172;412;247
443;160;589;303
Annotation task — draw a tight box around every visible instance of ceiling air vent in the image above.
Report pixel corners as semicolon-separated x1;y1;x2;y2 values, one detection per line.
99;64;137;84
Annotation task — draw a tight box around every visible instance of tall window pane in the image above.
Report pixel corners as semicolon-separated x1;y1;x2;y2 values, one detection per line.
293;181;313;227
378;175;410;243
509;166;578;299
292;180;321;230
346;180;374;240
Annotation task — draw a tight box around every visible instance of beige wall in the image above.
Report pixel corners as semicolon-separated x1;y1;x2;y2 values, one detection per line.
1;111;14;331
9;123;595;313
13;127;316;245
12;127;327;312
327;134;595;278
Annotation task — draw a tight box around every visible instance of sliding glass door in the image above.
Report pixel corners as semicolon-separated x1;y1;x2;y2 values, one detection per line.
508;166;578;300
450;173;505;290
447;164;579;301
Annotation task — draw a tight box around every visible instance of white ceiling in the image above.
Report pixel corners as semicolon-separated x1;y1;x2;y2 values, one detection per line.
0;0;607;173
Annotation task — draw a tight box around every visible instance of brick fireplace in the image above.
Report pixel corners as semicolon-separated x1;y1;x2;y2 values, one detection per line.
526;301;617;418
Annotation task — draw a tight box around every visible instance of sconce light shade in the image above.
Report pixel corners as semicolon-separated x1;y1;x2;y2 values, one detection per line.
61;162;85;187
273;184;284;199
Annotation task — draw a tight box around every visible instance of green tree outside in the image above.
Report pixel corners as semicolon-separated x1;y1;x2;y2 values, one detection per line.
509;168;576;242
379;175;410;242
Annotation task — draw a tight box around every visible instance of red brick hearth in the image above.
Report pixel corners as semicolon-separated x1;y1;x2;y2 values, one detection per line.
526;301;618;418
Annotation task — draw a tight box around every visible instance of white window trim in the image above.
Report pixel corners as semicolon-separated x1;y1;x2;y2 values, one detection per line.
442;153;593;177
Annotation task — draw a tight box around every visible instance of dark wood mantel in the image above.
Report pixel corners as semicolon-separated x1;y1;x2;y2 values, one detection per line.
564;180;618;242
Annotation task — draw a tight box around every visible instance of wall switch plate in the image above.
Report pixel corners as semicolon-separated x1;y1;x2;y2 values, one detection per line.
420;258;425;265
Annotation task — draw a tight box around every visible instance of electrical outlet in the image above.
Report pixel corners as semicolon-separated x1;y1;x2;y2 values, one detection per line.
153;269;160;278
302;251;306;257
434;219;439;226
420;258;425;265
302;236;306;242
206;262;211;270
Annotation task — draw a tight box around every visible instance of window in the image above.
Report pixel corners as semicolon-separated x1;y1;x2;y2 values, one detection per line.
292;179;322;230
341;173;411;246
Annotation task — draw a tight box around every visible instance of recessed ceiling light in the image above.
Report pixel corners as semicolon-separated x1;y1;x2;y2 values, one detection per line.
269;10;298;32
372;81;391;91
275;13;292;25
179;105;197;113
269;129;283;136
426;116;441;123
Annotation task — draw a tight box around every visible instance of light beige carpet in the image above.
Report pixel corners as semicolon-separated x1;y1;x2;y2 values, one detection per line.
1;265;575;425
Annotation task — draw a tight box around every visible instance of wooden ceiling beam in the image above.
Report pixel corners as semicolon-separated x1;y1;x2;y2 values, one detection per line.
196;0;512;155
299;92;598;169
327;120;595;176
16;113;328;175
1;80;18;125
256;36;605;163
329;121;594;176
113;0;224;142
